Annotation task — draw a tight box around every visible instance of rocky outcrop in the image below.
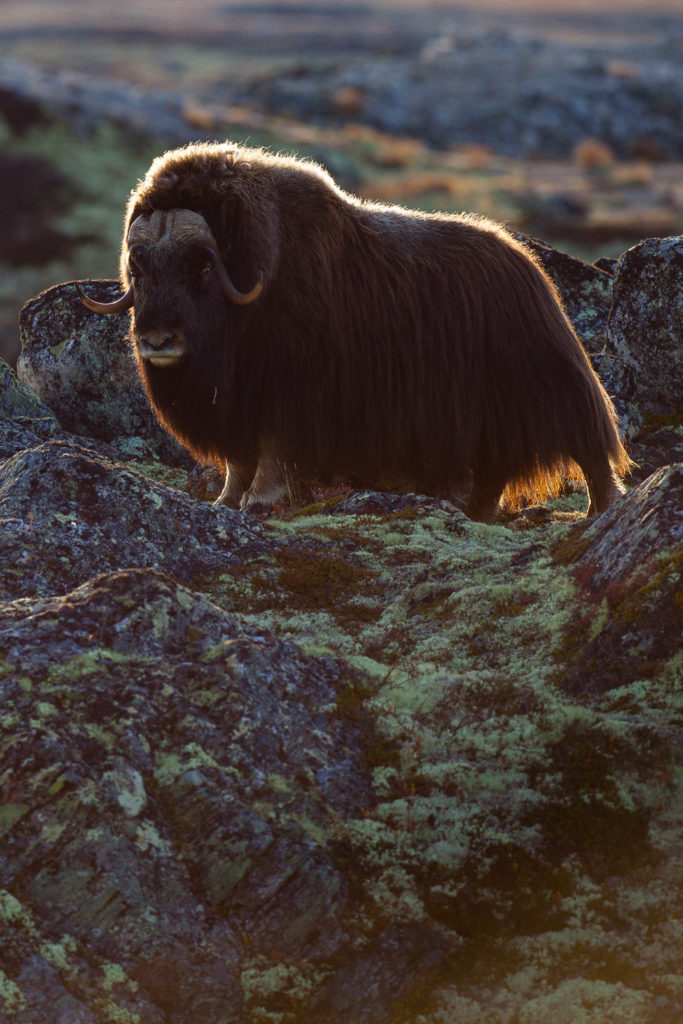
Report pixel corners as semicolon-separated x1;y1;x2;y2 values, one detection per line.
0;567;377;1023
17;282;189;465
1;235;682;1022
606;236;683;430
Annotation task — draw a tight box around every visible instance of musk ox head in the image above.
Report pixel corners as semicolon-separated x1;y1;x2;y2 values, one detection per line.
78;208;262;368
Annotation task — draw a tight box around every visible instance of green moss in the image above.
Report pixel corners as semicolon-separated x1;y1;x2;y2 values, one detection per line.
335;674;402;774
0;804;31;840
286;492;352;518
241;957;330;1024
0;968;26;1014
277;548;372;608
530;721;661;879
551;522;592;566
613;549;683;626
642;405;683;430
0;659;16;680
489;584;537;617
219;544;383;636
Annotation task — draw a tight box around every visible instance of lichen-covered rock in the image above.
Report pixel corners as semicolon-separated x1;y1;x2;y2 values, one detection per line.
17;282;190;465
320;489;464;518
629;425;683;485
574;463;682;589
0;438;265;600
513;234;647;436
0;569;375;1023
0;360;60;429
556;464;682;695
606;236;683;433
0;359;63;459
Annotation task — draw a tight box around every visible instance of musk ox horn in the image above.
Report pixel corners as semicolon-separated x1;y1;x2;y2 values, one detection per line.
75;281;135;314
202;247;264;305
128;208;263;306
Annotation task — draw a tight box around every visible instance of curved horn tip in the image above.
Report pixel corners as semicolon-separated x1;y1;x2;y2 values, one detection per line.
229;275;264;306
201;246;263;306
75;281;135;315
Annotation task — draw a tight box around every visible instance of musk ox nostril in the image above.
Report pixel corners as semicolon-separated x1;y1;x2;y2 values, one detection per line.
139;329;179;350
137;327;187;367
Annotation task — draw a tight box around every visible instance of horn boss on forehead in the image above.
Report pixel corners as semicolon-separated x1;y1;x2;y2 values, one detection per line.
79;140;631;521
126;208;216;246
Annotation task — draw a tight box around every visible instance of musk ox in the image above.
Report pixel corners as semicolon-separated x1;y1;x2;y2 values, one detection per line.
79;141;631;520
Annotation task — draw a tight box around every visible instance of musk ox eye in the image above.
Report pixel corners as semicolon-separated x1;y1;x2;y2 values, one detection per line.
201;263;214;277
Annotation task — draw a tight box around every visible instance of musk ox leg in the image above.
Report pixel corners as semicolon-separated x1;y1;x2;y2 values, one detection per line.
581;456;625;517
240;448;287;513
465;472;507;523
214;461;254;509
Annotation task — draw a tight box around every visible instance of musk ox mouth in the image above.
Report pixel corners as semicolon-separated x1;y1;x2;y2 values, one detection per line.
139;348;186;367
143;352;187;368
136;327;187;367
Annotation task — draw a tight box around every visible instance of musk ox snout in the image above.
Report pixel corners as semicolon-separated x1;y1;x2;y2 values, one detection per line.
136;326;187;367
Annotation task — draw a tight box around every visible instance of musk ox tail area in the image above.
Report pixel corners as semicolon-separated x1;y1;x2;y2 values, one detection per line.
474;233;632;519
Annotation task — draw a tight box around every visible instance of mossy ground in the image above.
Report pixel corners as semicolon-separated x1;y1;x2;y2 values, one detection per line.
1;456;680;1021
191;490;682;1023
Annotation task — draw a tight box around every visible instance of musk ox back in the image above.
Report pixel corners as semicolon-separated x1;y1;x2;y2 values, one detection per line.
79;141;631;520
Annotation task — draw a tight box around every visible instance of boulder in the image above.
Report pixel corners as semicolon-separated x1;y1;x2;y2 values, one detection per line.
0;360;62;460
0;437;265;601
0;567;377;1022
17;282;190;465
606;236;683;433
555;463;682;695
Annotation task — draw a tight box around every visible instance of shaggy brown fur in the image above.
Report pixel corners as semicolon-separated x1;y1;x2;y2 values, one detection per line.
113;141;630;519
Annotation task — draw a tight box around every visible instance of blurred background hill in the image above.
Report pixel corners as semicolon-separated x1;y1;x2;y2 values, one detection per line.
1;0;682;364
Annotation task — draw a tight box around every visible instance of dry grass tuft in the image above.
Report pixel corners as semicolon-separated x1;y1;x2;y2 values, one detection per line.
573;138;616;171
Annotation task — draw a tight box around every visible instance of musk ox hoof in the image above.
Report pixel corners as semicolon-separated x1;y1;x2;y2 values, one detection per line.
213;494;240;510
242;501;272;516
506;504;553;526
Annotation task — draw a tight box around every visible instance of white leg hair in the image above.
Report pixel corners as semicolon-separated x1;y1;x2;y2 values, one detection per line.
213;461;253;509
